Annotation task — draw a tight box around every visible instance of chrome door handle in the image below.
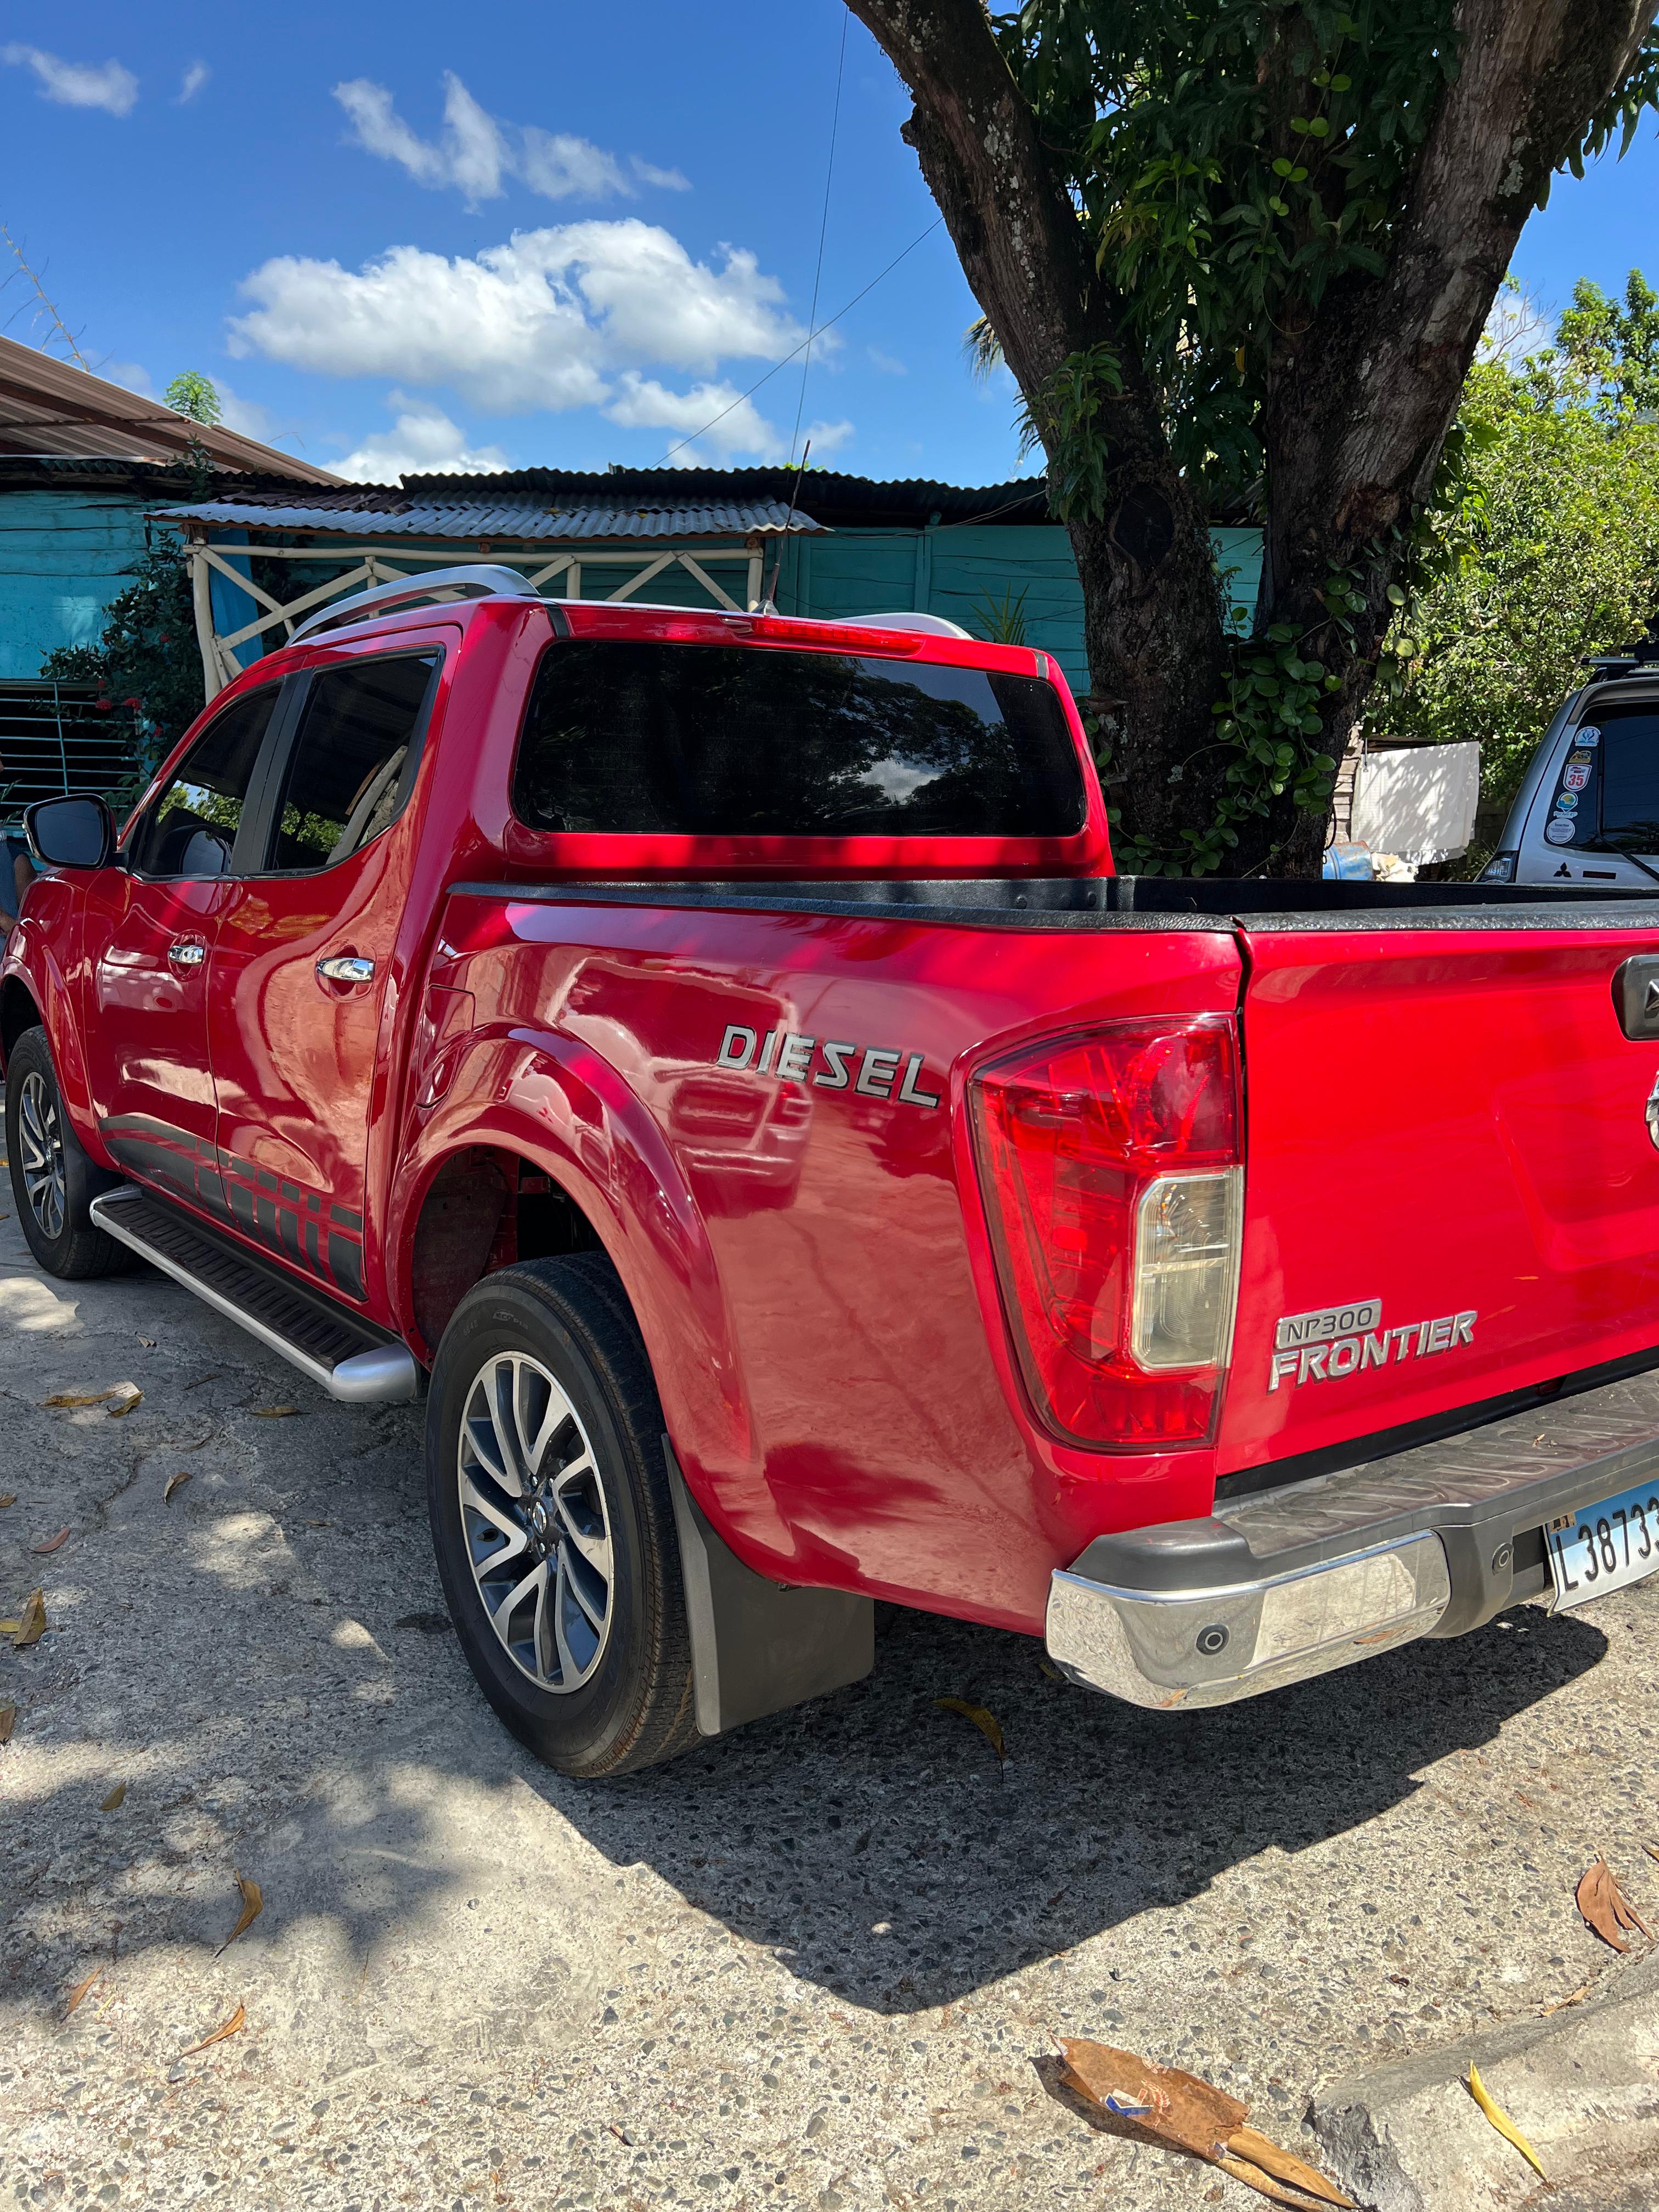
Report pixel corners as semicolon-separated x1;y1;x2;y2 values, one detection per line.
317;955;376;986
167;940;206;969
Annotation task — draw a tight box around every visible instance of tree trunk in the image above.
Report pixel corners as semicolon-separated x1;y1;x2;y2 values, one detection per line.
1253;0;1657;871
851;0;1656;876
847;0;1231;864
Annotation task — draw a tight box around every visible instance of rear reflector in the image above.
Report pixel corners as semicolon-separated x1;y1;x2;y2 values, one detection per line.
971;1019;1243;1447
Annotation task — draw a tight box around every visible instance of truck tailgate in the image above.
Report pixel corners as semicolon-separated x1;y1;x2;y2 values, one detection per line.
1221;916;1659;1476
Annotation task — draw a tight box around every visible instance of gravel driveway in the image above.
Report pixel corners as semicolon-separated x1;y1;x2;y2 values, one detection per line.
3;1149;1658;2211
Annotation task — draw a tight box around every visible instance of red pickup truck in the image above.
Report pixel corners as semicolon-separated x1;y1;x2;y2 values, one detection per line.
8;567;1659;1778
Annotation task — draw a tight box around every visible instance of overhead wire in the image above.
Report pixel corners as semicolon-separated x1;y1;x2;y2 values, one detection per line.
657;218;944;468
789;12;849;467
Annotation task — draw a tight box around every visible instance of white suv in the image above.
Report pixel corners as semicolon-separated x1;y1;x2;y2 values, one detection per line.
1484;649;1659;888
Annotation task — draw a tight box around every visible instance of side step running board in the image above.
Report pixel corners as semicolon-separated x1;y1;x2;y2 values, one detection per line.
89;1186;420;1404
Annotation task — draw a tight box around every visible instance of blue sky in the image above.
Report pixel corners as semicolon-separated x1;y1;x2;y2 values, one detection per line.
3;4;1656;488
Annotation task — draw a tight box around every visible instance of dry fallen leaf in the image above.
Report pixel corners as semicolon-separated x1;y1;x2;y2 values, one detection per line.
106;1391;142;1419
100;1782;126;1812
1061;2040;1246;2160
935;1696;1006;1764
138;1337;157;1348
221;1875;263;1951
1058;2041;1353;2210
0;1702;15;1746
12;1588;47;1650
30;1528;69;1555
250;1406;301;1419
162;1471;192;1505
63;1968;101;2022
0;1493;15;1509
42;1390;119;1408
181;2002;245;2056
1539;1980;1592;2017
0;1620;19;1636
1468;2062;1546;2179
1577;1857;1653;1952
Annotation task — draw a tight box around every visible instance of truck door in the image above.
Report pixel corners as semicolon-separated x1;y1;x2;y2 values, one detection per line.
83;680;285;1210
207;643;443;1307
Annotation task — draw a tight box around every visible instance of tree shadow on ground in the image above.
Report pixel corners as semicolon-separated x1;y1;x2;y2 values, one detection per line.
523;1593;1605;2015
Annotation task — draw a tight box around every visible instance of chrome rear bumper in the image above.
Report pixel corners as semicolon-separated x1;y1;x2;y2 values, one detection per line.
1047;1365;1659;1709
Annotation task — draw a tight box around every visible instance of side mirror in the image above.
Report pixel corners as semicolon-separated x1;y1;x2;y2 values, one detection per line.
25;794;117;870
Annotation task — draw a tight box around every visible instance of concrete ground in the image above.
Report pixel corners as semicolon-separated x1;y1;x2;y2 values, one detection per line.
3;1158;1659;2212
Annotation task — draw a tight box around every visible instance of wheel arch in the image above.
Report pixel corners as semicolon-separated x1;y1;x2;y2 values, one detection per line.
387;1028;772;1550
0;974;42;1069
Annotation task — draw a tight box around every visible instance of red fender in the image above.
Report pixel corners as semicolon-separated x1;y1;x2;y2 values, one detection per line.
386;1025;799;1572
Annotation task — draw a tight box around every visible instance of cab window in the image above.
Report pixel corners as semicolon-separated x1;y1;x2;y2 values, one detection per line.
264;654;437;873
128;686;279;878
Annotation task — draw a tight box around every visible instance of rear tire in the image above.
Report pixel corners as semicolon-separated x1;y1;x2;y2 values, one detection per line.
426;1253;703;1778
4;1027;137;1279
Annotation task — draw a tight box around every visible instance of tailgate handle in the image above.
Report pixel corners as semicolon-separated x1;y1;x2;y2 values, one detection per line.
1613;955;1659;1039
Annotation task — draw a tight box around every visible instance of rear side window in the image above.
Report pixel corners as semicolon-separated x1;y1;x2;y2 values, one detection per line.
1564;705;1659;854
511;641;1086;837
129;684;278;878
264;653;437;872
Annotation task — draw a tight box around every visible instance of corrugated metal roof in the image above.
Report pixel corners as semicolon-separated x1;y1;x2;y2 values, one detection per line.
151;490;826;540
396;466;1054;531
0;334;343;483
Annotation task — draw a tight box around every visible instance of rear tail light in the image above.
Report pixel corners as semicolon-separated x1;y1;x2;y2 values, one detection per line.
970;1018;1243;1447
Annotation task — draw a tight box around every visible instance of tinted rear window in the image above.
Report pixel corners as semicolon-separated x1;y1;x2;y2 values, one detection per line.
1571;705;1659;852
511;641;1086;838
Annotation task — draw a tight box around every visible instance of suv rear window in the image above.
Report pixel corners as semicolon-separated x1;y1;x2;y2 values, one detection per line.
1569;704;1659;854
511;641;1086;838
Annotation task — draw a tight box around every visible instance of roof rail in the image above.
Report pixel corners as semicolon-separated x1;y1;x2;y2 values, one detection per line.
289;564;545;644
835;611;972;640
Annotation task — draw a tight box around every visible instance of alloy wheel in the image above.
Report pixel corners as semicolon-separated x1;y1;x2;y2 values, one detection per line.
18;1071;66;1242
456;1351;613;1692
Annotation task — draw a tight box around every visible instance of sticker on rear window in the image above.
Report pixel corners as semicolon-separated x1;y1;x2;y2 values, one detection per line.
1577;726;1601;746
1564;762;1591;791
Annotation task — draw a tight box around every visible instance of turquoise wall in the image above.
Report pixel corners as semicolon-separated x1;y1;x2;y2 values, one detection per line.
0;490;151;679
776;522;1263;700
188;516;1267;707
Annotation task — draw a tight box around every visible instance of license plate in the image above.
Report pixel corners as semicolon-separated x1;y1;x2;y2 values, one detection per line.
1545;1478;1659;1610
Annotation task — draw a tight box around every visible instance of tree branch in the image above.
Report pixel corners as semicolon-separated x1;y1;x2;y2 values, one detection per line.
1269;0;1658;578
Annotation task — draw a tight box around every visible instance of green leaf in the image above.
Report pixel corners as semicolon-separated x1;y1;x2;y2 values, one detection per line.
1308;117;1330;138
1331;74;1351;92
1272;157;1294;178
1386;582;1407;606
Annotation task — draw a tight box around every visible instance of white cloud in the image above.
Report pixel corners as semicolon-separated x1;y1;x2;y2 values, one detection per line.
2;44;137;115
333;394;511;483
606;375;853;465
229;221;804;413
101;359;156;398
630;156;689;193
212;380;278;439
334;71;678;208
867;345;907;376
177;61;210;104
604;375;780;458
517;128;629;203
